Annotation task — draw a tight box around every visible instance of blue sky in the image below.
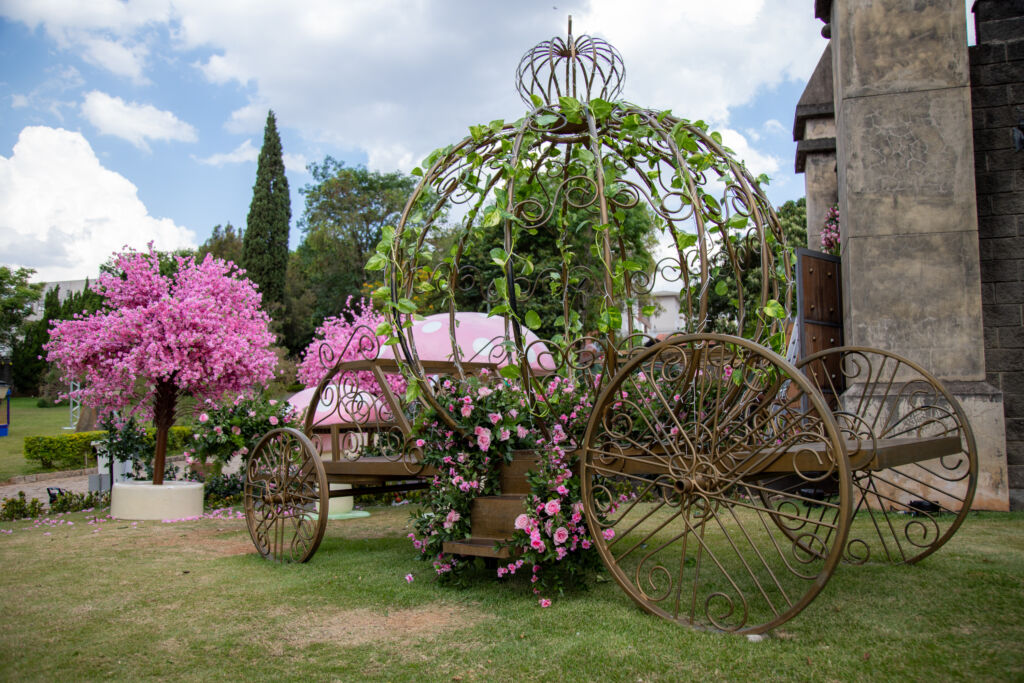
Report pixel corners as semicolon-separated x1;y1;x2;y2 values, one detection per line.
0;1;975;283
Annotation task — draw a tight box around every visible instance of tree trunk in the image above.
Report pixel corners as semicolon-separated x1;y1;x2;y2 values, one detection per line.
151;380;178;486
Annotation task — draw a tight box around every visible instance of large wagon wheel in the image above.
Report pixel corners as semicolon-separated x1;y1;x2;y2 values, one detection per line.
796;347;978;565
244;427;329;562
581;333;852;634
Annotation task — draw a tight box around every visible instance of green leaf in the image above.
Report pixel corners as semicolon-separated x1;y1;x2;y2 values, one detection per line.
714;280;728;296
490;247;508;266
763;299;786;319
405;381;421;403
482;208;502;228
375;321;392;336
490;304;511;316
469;124;485;141
530;93;543;108
489;119;505;133
558;96;581;114
410;166;423;177
365;253;387;271
589;98;614;119
641;305;656;317
676;232;697;249
726;214;749;230
499;364;521;380
524;310;541;329
396;298;417;314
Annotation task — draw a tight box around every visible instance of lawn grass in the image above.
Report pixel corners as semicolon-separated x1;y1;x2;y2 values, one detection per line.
1;505;1021;682
0;398;78;481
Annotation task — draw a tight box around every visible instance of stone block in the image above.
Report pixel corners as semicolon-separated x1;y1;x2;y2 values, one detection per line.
982;282;996;306
973;0;1024;22
972;105;1017;130
987;348;1024;372
983;149;1024;172
841;232;985;380
1008;417;1024;441
979;258;1019;282
1005;392;1024;417
969;42;1007;66
995;281;1024;303
986;371;1003;390
992;193;1024;216
970;84;1009;108
984;237;1024;260
1010;464;1024;489
998;326;1024;348
969;60;1024;86
1015;169;1024;192
982;303;1022;327
838;89;978;237
1003;371;1024;395
1007;40;1024;62
974;126;1013;152
1011;82;1024;104
834;0;969;98
978;213;1019;237
977;17;1024;44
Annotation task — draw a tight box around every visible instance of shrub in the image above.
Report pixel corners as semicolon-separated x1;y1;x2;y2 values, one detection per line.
0;492;45;521
49;490;109;514
24;431;106;470
202;472;245;509
24;426;194;472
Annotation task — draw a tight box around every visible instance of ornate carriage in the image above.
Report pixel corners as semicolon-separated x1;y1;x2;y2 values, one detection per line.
243;24;977;634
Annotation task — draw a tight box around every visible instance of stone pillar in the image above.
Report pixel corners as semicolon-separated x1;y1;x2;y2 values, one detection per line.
827;0;1008;509
794;44;838;250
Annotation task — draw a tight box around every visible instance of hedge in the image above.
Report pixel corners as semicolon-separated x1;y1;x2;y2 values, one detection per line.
24;426;195;472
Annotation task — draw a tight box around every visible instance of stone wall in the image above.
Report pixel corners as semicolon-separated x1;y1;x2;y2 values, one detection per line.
970;0;1024;509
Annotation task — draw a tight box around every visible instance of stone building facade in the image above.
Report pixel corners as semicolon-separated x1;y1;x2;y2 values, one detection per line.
971;0;1024;509
797;0;1019;509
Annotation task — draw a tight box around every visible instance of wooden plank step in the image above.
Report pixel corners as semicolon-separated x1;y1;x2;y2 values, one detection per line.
442;537;511;559
499;454;539;495
321;457;437;480
470;494;526;539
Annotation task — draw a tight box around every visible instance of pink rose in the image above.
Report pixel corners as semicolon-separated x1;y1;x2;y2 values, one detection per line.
556;485;568;496
514;514;530;531
478;387;493;398
269;416;279;425
415;439;426;447
530;537;545;552
199;413;209;423
460;404;473;418
500;428;511;441
474;426;491;452
488;413;501;425
544;499;560;516
232;426;241;435
553;527;569;545
517;425;528;439
602;528;615;541
405;573;414;583
539;598;551;608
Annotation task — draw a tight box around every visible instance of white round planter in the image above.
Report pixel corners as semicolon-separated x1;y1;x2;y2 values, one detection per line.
111;480;204;521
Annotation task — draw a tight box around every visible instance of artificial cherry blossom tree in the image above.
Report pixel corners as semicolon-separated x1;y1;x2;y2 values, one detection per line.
46;246;277;485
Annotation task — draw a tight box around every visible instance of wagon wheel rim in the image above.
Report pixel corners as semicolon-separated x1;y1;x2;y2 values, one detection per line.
581;333;851;634
796;346;978;565
244;427;328;563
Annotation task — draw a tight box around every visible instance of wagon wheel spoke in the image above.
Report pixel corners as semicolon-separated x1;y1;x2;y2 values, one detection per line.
796;347;978;565
244;427;328;563
582;333;851;634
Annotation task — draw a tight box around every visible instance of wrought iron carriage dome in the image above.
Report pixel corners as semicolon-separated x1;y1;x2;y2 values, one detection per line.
385;21;792;425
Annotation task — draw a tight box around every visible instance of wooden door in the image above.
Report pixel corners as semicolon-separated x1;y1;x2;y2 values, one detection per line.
795;248;844;407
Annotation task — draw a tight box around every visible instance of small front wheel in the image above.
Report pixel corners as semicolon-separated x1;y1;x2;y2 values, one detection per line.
244;428;328;562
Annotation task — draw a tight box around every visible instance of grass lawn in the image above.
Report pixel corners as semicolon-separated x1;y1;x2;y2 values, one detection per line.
1;505;1021;682
0;398;78;481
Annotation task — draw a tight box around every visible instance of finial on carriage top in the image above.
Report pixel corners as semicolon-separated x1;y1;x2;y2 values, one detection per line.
515;15;625;107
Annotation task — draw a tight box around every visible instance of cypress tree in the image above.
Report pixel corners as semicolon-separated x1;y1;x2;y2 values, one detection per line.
244;110;291;309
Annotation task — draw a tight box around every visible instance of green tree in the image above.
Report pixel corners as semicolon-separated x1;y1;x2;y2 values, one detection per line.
704;197;807;335
0;266;43;363
11;285;60;394
244;110;291;309
197;222;244;266
296;158;417;321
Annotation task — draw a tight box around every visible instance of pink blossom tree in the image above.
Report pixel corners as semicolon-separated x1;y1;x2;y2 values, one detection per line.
45;246;277;485
296;296;405;396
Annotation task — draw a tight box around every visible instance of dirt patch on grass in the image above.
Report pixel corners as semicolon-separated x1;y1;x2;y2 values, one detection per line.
276;603;487;652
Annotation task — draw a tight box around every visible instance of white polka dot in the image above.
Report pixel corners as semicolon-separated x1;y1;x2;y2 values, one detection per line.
421;321;443;334
472;337;494;356
527;348;537;364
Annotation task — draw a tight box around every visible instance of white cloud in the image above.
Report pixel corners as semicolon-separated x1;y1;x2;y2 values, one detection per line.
763;119;787;135
0;126;197;282
81;90;197;151
195;140;308;174
718;128;780;178
195;138;257;166
81;37;149;84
